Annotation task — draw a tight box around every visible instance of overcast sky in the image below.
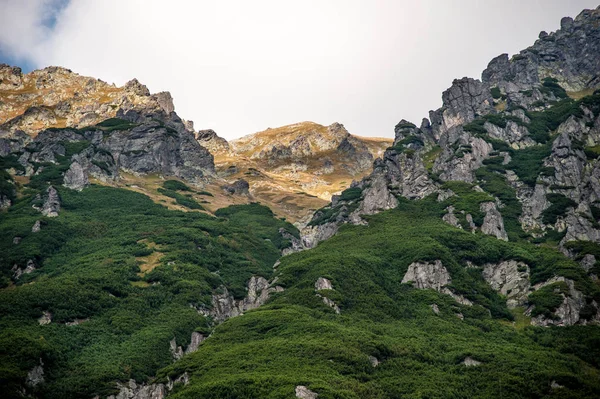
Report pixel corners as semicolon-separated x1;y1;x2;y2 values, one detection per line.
0;1;598;139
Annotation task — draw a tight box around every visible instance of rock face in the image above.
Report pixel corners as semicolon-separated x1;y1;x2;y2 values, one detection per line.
482;8;600;93
482;261;531;308
63;158;89;191
432;77;495;133
0;66;216;186
401;261;473;306
402;260;451;291
528;277;587;327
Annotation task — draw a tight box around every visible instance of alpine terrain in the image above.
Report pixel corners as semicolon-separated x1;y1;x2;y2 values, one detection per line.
2;6;600;399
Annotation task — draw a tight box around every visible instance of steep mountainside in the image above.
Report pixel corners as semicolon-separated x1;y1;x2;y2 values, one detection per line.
2;5;600;399
203;122;391;222
0;66;385;223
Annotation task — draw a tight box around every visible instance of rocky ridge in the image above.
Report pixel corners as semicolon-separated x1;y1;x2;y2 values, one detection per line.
0;66;215;188
301;6;600;327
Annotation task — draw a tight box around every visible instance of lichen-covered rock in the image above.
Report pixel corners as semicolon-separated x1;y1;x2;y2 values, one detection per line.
31;220;41;233
482;261;531;307
63;159;89;191
195;129;230;153
210;276;283;322
295;385;318;399
462;357;482;367
41;186;60;217
402;260;451;291
222;179;249;195
442;206;462;229
38;311;52;325
315;277;333;291
26;359;44;387
529;277;586;326
0;64;24;90
480;202;508;241
301;222;339;249
357;172;398;215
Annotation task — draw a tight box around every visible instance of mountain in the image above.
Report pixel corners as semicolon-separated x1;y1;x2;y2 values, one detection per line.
204;121;391;222
2;6;600;399
0;66;386;224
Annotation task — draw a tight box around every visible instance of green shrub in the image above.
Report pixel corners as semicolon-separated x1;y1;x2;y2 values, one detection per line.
163;180;192;192
528;282;569;318
542;194;577;225
491;87;502;99
339;187;363;202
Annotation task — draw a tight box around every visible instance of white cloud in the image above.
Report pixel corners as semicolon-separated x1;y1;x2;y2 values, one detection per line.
0;0;598;139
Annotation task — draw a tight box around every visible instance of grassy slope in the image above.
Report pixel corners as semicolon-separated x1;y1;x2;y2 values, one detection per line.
0;181;298;398
160;198;600;399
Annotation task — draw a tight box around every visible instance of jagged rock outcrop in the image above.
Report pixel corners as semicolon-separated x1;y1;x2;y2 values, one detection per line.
40;186;60;217
295;385;318;399
442;205;462;229
402;260;451;291
301;222;339;250
152;92;175;115
195;129;230;153
108;380;166;399
430;77;495;134
483;8;600;94
26;359;44;387
0;66;216;186
480;202;508;241
222;179;249;195
63;157;89;191
482;261;531;308
32;220;41;233
170;331;206;361
433;134;493;183
528;277;588;326
314;277;340;313
401;261;472;306
484;120;535;148
209;276;283;323
357;172;398;215
0;64;24;90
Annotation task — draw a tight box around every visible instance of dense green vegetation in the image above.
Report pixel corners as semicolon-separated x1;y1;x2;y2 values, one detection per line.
542;193;577;225
156;198;600;398
95;118;138;132
0;177;297;398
